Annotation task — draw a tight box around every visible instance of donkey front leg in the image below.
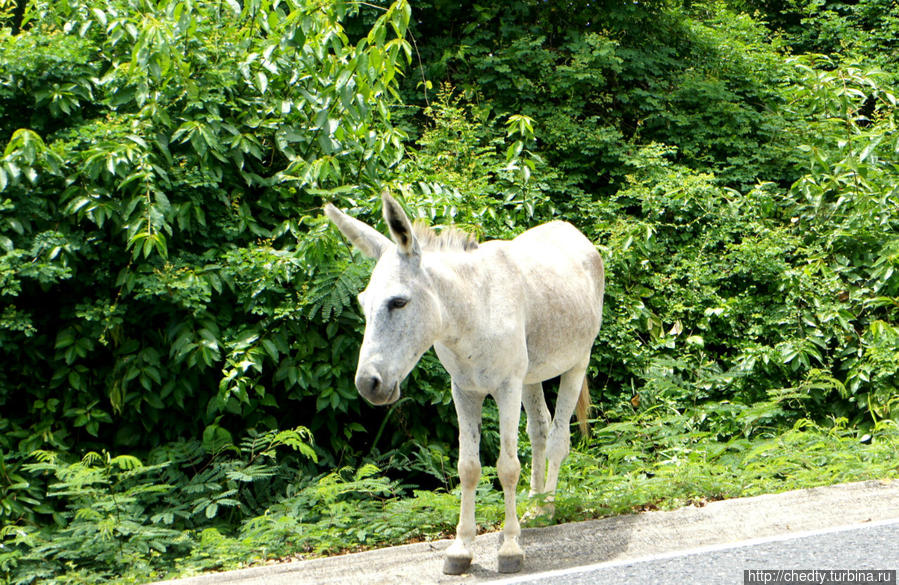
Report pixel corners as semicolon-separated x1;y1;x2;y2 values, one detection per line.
494;380;524;573
444;384;484;575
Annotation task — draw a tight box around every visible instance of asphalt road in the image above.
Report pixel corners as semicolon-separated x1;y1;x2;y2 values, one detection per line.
491;519;899;585
159;479;899;585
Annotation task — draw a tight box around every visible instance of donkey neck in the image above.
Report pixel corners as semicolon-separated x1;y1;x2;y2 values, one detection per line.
423;244;522;349
421;252;472;342
422;245;528;391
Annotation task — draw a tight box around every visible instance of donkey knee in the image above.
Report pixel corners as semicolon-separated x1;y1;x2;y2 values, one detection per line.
497;451;521;488
458;457;481;489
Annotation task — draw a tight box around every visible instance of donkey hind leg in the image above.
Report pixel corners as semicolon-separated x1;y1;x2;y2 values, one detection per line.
443;385;484;575
494;380;525;573
522;382;552;517
542;355;590;517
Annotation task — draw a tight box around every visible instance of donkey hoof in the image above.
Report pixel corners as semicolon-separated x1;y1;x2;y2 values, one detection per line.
443;554;472;575
498;551;524;573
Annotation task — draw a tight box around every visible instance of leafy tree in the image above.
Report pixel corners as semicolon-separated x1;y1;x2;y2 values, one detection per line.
733;0;899;61
0;0;413;499
404;0;805;196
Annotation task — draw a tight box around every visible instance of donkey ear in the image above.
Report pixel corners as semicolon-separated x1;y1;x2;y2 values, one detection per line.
324;203;391;260
381;192;420;257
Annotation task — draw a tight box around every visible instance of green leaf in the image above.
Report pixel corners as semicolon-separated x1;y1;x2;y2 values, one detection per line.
202;424;234;455
256;71;268;94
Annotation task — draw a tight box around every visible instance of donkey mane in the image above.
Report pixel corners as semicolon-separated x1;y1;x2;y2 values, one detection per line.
412;220;479;252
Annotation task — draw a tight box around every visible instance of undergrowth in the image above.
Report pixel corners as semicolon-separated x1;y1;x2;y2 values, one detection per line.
3;402;897;584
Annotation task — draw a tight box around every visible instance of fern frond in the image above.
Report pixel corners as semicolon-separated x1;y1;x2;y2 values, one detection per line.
109;455;143;471
81;451;104;466
302;261;366;321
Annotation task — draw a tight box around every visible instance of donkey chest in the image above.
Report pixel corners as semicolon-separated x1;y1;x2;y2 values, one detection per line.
433;340;526;392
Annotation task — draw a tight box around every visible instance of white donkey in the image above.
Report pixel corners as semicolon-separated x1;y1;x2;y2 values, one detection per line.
325;193;604;574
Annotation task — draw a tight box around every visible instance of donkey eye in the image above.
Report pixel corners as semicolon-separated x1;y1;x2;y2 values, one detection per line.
387;297;409;311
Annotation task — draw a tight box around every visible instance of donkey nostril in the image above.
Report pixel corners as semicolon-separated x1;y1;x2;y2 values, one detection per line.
356;370;382;397
355;367;389;403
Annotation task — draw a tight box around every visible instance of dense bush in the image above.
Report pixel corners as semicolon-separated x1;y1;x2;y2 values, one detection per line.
1;427;315;582
1;0;897;582
405;0;806;193
401;0;899;425
0;0;415;463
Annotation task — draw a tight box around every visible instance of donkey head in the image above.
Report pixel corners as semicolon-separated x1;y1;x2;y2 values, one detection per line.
325;194;443;405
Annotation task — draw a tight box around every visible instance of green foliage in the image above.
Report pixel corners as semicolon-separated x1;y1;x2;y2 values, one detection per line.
782;58;899;419
587;82;899;422
406;0;802;192
1;427;315;584
738;0;899;61
393;83;553;238
2;0;899;582
233;462;473;557
0;0;413;473
552;409;899;520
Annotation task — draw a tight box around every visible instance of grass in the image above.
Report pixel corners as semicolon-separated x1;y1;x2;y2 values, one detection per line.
157;406;899;581
5;404;897;585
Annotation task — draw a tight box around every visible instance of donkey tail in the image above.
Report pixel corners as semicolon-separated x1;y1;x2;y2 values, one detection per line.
575;378;591;436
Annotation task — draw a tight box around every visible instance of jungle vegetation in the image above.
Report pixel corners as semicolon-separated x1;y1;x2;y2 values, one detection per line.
1;0;898;582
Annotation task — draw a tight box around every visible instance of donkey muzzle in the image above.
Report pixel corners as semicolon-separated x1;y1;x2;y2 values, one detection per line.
355;365;400;405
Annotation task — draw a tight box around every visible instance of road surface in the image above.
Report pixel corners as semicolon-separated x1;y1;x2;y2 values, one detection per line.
492;519;899;585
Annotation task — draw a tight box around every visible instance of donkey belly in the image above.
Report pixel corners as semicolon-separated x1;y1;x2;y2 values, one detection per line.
511;222;604;384
522;312;600;384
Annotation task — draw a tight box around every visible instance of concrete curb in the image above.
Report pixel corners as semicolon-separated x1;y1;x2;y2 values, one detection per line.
158;479;899;585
